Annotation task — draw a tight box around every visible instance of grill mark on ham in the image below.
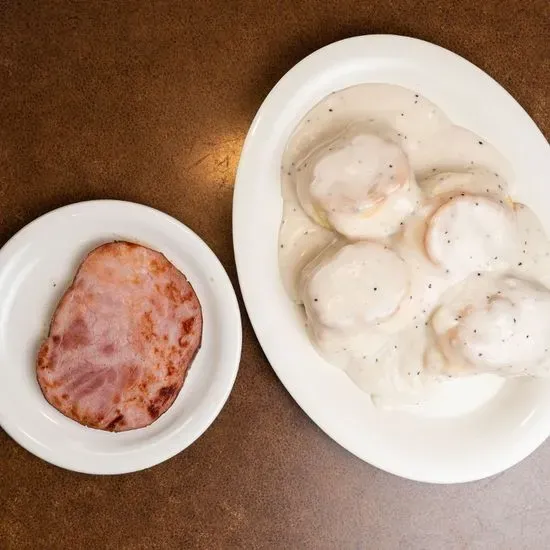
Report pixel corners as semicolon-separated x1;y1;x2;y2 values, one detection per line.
36;241;203;432
105;414;125;431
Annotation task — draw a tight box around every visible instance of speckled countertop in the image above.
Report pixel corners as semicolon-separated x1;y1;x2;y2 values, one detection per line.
1;1;549;548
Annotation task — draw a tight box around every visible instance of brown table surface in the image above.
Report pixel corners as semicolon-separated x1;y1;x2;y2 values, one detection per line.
1;1;549;549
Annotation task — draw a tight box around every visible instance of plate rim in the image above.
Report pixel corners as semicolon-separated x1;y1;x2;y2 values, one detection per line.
0;199;242;474
233;34;550;483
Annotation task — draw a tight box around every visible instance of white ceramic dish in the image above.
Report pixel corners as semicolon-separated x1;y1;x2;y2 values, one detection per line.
0;200;241;474
233;35;550;483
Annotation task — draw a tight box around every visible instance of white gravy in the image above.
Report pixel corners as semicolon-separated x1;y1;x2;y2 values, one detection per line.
278;83;550;411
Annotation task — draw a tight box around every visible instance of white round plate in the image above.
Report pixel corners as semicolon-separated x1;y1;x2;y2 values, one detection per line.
0;200;241;474
233;35;550;483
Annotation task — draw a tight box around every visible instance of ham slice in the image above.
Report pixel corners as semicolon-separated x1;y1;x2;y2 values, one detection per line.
36;241;202;431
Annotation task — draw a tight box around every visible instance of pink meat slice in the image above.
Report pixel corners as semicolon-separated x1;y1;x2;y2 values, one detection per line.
37;241;202;432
